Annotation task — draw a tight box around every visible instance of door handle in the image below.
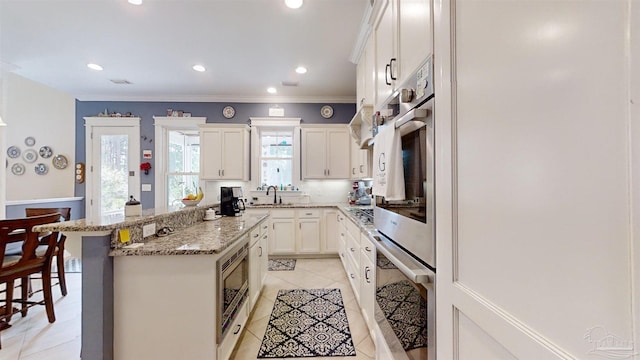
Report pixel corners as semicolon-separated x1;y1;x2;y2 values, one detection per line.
233;324;241;335
389;58;397;80
359;165;364;173
258;246;262;257
365;266;371;283
385;64;391;85
218;169;221;176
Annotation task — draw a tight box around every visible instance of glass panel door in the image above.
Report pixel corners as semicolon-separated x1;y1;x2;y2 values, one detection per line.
89;124;140;220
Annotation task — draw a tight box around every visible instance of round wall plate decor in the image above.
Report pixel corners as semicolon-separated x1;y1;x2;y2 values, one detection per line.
222;105;236;119
11;163;25;175
39;146;53;158
52;154;68;169
35;163;48;175
23;149;38;163
24;136;36;147
320;105;334;119
7;146;21;159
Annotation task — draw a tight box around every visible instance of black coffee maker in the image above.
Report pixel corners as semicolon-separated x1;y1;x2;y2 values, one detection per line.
220;186;245;216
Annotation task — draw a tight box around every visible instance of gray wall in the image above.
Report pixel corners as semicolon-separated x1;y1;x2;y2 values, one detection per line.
75;101;355;209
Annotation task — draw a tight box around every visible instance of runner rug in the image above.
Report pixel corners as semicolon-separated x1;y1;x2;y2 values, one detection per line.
257;288;356;358
376;280;428;351
268;258;296;271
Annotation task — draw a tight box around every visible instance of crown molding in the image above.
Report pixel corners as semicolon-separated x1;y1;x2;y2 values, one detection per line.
75;93;356;104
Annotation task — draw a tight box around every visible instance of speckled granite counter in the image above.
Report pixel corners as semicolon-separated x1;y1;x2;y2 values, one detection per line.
110;214;268;256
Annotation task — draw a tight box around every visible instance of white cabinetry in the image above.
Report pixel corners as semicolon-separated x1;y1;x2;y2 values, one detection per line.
199;125;249;180
398;0;432;87
374;0;398;109
297;209;321;253
359;233;376;330
350;139;371;180
356;35;375;110
322;209;339;253
373;0;433;110
269;209;296;255
248;221;269;309
301;126;350;179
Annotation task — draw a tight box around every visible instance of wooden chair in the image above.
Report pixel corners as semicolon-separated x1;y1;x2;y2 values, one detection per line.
0;213;62;335
25;208;71;296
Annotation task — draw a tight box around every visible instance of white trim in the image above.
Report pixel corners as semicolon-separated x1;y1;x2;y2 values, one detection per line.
153;116;206;210
348;1;375;64
249;117;301;127
75;94;357;104
6;197;84;206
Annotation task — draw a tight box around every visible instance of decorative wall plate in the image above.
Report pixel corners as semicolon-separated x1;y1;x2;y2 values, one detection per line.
320;105;334;119
24;136;36;147
39;146;53;158
23;149;38;163
7;146;21;158
52;154;68;169
223;105;236;119
11;163;25;175
35;163;48;175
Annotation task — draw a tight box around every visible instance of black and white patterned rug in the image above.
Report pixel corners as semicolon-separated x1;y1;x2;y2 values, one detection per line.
268;258;297;271
376;280;428;351
376;254;397;269
257;288;357;358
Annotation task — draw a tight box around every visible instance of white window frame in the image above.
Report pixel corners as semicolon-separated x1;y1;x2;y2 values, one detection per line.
249;118;301;190
153;116;206;209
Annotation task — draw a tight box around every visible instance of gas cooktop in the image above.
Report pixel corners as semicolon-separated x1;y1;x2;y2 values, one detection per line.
347;207;373;225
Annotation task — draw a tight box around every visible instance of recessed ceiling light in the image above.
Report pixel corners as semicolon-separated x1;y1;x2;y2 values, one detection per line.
87;63;103;71
267;87;277;94
295;66;307;74
128;0;142;5
285;0;303;9
192;65;206;72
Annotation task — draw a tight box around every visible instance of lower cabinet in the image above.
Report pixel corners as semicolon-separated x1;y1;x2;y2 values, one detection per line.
249;222;269;308
360;234;376;329
297;209;321;253
218;301;249;360
323;209;339;253
269;210;296;254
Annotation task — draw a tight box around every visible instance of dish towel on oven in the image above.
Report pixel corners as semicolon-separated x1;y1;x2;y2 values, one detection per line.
372;124;405;200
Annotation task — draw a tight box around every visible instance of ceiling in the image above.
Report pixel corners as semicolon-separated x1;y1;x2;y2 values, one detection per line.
0;0;370;103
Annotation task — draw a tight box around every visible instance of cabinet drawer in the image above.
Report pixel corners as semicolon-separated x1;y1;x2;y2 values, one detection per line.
345;219;360;245
260;220;269;236
249;227;261;246
217;301;248;360
270;209;295;218
297;209;321;218
360;233;375;263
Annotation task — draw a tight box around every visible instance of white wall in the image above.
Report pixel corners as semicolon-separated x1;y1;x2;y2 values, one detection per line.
4;73;75;200
435;0;637;358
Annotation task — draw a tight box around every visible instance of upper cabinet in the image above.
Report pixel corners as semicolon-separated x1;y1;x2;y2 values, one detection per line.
350;140;372;180
301;125;350;179
356;36;375;111
199;124;250;180
372;0;433;110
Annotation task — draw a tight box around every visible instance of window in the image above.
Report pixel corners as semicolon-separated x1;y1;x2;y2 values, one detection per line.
154;116;206;210
259;128;293;188
166;130;200;210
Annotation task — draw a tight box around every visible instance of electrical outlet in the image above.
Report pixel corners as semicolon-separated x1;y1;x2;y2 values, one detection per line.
143;223;156;238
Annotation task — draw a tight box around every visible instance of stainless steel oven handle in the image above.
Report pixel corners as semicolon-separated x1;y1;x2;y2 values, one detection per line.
372;234;434;285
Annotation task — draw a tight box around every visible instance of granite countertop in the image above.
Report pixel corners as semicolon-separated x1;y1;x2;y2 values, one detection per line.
109;214;268;256
245;202;347;209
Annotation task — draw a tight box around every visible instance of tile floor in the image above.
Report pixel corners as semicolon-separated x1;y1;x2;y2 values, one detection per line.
2;257;374;360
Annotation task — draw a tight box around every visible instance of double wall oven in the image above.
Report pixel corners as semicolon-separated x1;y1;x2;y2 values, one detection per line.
370;55;436;360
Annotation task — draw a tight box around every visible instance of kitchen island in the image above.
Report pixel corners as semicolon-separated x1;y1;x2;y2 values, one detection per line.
33;206;268;360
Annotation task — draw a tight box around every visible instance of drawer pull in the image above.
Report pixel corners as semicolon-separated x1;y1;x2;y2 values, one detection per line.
233;324;241;335
350;273;355;279
365;246;372;252
253;233;259;238
305;212;312;216
350;247;355;252
258;246;263;257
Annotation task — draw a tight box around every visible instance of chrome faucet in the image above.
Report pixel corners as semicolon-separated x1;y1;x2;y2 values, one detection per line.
266;185;277;204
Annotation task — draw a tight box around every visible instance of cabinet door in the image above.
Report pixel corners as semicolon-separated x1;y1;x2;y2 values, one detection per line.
248;242;261;308
398;0;432;86
298;218;321;253
200;130;222;179
323;210;339;253
302;129;328;179
350;140;360;180
270;218;296;254
221;129;245;179
326;129;350;179
360;147;371;178
374;0;397;109
360;243;376;330
259;231;269;284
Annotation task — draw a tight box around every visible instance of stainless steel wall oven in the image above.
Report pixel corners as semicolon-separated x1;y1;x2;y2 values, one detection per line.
217;236;249;343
